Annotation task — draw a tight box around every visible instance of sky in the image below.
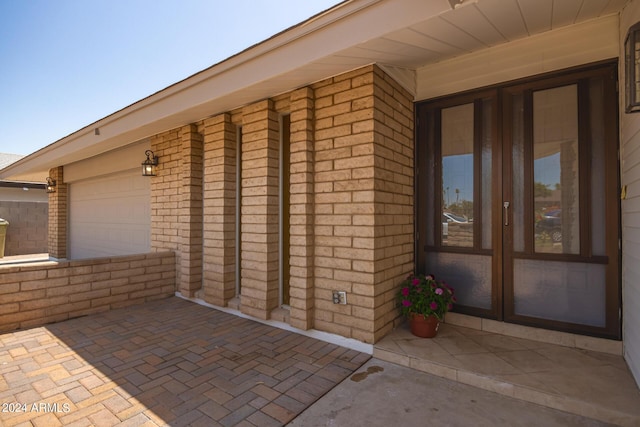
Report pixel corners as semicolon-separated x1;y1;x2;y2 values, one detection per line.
0;0;339;156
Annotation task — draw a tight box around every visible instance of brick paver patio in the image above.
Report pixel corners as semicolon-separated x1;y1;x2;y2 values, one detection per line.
0;298;370;426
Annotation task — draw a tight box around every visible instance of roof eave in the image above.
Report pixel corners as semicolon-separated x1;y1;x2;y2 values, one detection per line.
0;0;451;180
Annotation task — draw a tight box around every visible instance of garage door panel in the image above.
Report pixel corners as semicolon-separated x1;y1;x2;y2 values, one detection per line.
69;171;150;259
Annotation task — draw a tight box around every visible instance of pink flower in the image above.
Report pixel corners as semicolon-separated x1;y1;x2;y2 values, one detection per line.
426;275;434;280
447;303;453;310
435;288;443;295
412;278;420;286
402;299;412;307
401;287;410;297
430;302;438;310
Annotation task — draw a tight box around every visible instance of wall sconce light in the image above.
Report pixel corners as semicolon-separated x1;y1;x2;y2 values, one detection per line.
625;22;640;113
46;177;57;193
142;150;159;177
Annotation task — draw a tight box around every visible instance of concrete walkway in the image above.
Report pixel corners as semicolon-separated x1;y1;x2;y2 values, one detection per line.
289;359;613;427
0;298;369;426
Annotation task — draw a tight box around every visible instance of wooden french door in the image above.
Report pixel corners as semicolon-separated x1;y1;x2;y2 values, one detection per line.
416;62;620;339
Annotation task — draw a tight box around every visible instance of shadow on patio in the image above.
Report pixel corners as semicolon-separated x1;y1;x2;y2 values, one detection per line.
0;297;369;426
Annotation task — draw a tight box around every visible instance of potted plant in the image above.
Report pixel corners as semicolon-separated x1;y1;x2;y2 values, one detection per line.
397;273;455;338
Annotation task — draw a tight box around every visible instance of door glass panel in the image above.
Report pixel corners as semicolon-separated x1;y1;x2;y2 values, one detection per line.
514;259;606;327
442;103;474;247
533;85;580;254
426;253;492;310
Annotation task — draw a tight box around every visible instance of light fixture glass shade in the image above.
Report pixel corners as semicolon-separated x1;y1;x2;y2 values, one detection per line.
46;177;56;193
142;150;158;177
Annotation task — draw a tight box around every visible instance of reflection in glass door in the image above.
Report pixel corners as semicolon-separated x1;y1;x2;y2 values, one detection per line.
504;69;619;337
417;91;498;318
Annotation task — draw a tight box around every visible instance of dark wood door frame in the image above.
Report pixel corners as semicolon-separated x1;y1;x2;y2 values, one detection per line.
416;60;621;339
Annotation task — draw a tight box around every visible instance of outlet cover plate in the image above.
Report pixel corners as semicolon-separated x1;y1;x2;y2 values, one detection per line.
332;291;347;304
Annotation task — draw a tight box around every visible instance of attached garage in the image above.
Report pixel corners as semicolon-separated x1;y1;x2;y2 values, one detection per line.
62;142;152;260
68;169;150;259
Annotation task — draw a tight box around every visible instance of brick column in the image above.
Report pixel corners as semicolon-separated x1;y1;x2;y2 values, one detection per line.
48;166;67;259
150;129;182;289
178;124;204;297
371;66;414;341
288;87;315;330
202;113;237;306
240;99;280;319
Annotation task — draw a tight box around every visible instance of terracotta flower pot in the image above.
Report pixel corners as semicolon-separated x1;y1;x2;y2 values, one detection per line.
409;313;439;338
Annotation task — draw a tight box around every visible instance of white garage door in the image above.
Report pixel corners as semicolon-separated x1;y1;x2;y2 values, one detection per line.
69;170;150;259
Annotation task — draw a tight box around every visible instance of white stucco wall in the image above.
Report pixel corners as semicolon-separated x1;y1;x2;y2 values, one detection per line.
620;0;640;389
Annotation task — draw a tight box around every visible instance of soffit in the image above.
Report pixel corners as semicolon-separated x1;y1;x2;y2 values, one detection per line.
0;0;627;180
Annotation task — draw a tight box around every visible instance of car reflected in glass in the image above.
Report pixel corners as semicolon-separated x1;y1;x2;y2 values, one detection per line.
442;212;471;246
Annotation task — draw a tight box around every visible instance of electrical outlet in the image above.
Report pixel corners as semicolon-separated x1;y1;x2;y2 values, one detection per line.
332;291;347;304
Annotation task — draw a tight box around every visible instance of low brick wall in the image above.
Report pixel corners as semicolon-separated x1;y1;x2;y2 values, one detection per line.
0;252;176;333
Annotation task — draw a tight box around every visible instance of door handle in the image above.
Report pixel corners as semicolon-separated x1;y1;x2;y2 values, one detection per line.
503;201;510;226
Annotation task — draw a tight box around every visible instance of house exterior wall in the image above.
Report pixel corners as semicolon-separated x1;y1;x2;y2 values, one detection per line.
0;251;175;332
146;65;413;343
620;0;640;390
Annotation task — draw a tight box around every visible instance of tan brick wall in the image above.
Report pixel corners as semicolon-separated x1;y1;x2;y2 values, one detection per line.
306;65;414;343
0;252;175;332
151;129;182;255
178;125;204;297
56;64;413;344
371;66;415;341
0;201;48;256
240;100;280;319
48;166;67;259
311;67;377;342
150;126;204;295
288;87;315;330
202;113;238;306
